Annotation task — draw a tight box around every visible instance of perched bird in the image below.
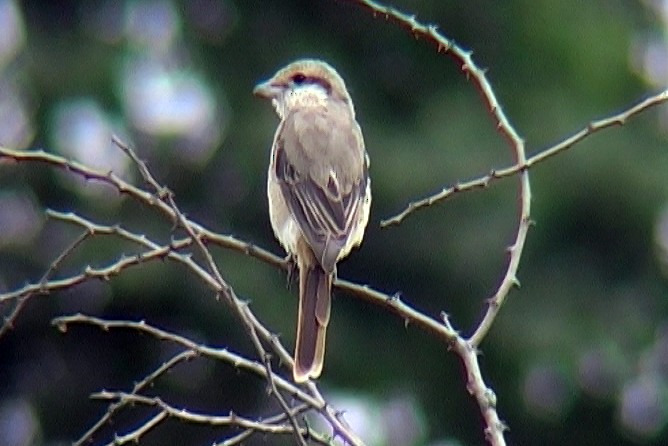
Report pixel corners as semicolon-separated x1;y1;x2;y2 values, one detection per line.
254;59;371;382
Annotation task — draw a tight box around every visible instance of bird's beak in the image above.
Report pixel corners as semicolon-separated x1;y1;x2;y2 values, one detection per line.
253;80;280;99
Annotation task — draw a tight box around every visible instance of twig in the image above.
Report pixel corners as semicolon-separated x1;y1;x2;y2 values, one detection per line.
104;411;167;446
337;280;459;341
113;137;362;446
74;350;198;446
94;391;305;434
381;89;668;227
443;314;507;443
52;314;320;407
92;390;333;445
1;230;90;337
468;90;668;348
350;2;532;444
4;79;663;442
1;45;662;446
260;354;309;446
112;136;169;196
54;313;340;444
0;207;363;444
213;404;331;445
113;138;308;444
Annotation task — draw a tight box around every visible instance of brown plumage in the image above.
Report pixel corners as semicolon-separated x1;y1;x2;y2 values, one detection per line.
254;59;371;382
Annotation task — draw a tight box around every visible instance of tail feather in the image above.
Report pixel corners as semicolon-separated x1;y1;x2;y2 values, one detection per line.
294;263;331;382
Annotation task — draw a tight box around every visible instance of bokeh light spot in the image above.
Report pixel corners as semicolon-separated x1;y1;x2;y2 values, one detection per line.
124;0;180;51
0;0;25;68
0;398;40;446
0;190;42;248
618;373;667;438
522;364;574;420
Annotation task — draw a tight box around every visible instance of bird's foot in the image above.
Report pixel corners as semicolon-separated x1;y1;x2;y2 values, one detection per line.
284;253;297;290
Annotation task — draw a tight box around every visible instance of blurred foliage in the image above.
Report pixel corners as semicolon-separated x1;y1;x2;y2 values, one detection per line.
1;0;668;445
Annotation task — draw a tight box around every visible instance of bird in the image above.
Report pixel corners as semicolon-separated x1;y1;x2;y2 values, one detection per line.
254;59;371;382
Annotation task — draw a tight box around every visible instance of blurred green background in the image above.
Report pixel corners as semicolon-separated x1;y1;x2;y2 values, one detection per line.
1;0;668;445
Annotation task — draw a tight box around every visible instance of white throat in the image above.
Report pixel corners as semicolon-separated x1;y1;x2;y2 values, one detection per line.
273;84;329;118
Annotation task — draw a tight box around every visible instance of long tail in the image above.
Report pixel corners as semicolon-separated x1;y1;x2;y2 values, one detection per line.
294;261;331;382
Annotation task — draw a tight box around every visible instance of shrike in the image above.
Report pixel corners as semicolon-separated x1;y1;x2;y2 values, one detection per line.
254;59;371;382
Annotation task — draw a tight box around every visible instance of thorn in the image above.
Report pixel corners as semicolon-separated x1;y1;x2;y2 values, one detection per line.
466;380;475;396
484;388;497;408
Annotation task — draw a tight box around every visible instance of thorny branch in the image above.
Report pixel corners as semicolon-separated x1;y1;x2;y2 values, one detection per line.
2;81;663;443
89;391;328;443
351;1;531;443
72;350;198;446
111;137;309;445
53;314;329;445
1;1;666;445
380;89;668;228
0;229;90;337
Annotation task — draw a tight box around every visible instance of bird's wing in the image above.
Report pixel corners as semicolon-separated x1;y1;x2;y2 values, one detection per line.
274;107;368;273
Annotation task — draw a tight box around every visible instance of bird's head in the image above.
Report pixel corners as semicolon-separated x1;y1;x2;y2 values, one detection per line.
253;59;354;119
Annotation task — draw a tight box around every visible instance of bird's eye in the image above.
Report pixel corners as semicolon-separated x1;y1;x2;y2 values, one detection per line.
291;73;307;85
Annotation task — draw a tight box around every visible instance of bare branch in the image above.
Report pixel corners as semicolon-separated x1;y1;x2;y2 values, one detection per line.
112;135;170;196
52;314;321;407
113;138;363;444
103;411;167;446
348;2;533;444
74;350;198;446
212;404;328;446
0;147;174;214
2;4;662;445
337;281;458;341
93;390;332;446
0;204;367;443
53;313;347;445
381;89;668;227
93;391;310;436
1;229;90;337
